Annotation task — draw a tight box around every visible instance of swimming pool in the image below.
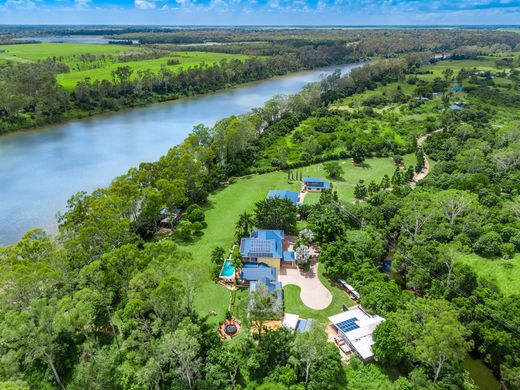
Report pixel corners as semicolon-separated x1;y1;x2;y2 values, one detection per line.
220;259;235;278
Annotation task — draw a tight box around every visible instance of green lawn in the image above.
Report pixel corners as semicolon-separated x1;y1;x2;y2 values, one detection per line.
299;154;415;204
182;156;406;325
283;264;355;324
181;171;300;324
0;42;250;89
456;252;520;296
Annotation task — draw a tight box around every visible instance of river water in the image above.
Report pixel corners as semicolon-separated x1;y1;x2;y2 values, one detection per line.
0;63;360;245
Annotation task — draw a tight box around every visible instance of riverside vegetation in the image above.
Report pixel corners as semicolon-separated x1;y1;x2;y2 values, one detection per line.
0;29;520;389
2;27;520;133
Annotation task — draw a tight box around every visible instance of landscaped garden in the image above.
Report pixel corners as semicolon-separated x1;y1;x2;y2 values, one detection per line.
181;155;411;325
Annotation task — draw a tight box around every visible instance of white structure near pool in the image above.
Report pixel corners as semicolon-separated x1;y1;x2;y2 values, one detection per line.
328;306;384;362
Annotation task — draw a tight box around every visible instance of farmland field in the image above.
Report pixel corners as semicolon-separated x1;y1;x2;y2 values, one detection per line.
0;42;251;89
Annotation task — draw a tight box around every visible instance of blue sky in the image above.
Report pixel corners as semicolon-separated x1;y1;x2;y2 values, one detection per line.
1;0;520;25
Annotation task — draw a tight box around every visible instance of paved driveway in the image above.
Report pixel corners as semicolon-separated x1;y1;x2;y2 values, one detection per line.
279;260;333;310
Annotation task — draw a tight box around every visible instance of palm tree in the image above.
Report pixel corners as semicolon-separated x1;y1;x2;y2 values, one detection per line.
234;211;254;243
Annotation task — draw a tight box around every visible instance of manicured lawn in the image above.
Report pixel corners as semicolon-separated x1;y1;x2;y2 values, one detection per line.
181;171;300;324
283;264;355;324
299;154;415;204
456;252;520;296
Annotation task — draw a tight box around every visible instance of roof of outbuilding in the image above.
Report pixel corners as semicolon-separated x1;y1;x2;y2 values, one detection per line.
266;190;299;205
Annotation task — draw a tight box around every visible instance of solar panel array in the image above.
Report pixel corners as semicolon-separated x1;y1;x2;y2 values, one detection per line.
249;240;273;258
336;317;359;333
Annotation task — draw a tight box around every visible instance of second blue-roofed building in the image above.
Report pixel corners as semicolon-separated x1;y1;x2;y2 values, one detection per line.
302;177;331;192
248;276;283;315
266;190;300;206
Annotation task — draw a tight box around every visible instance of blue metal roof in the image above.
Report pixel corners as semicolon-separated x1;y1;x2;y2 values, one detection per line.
266;190;299;205
449;104;462;110
283;251;295;261
303;177;326;183
240;230;284;259
452;87;462;91
240;265;277;282
296;319;313;333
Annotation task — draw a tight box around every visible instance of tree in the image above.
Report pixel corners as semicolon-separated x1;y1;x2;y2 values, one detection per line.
442;68;454;81
235;211;254;243
254;197;298;234
169;323;202;389
290;327;340;389
323;161;344;179
249;283;277;338
434;189;477;226
186;204;205;223
372;320;406;366
351;143;367;165
299;228;314;245
415;146;426;173
295;245;311;270
473;231;503;258
354;180;368;199
211;246;226;278
374;299;472;384
380;174;391;189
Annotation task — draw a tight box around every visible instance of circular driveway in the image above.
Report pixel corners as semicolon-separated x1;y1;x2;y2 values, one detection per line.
279;261;333;310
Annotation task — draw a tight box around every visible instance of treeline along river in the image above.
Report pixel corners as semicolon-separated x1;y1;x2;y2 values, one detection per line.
0;63;360;245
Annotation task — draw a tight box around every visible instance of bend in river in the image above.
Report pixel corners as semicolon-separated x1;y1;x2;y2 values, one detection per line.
0;63;360;245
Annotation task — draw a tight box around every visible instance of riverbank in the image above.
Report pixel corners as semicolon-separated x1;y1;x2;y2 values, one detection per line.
0;63;362;245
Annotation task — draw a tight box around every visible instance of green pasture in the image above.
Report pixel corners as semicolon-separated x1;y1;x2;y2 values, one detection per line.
299;154;415;205
456;252;520;296
0;42;250;89
56;51;250;89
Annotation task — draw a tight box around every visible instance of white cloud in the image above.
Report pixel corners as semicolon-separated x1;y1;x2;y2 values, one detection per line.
135;0;156;9
4;0;36;9
75;0;90;7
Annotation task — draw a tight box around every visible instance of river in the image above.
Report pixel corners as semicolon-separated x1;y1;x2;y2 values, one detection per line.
0;63;360;245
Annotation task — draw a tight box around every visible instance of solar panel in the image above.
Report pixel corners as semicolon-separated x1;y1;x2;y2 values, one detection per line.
336;318;359;333
248;240;274;258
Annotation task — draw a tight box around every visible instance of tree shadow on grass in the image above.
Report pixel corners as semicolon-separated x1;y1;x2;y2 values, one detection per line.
353;162;372;169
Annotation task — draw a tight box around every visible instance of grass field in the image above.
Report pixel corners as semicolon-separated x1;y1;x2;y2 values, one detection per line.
180;156;415;325
0;42;250;89
56;51;250;89
300;154;415;204
456;252;520;296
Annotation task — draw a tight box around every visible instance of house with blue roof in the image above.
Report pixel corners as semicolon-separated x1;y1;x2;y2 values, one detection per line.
449;104;462;111
266;190;300;206
283;313;314;333
452;86;463;92
302;177;330;192
248;276;283;315
240;229;295;272
240;262;277;282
